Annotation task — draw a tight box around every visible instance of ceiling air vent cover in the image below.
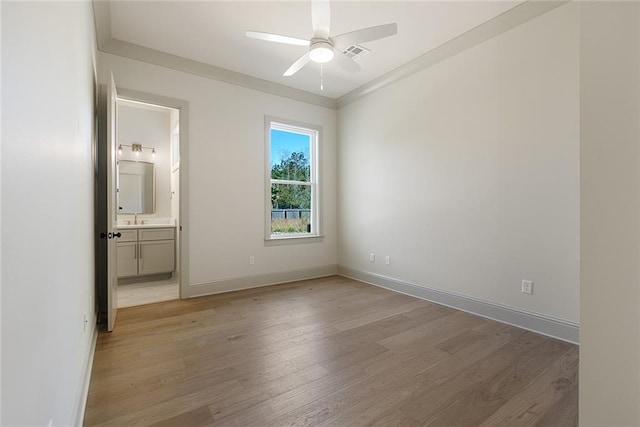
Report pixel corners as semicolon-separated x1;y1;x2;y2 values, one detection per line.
342;44;371;61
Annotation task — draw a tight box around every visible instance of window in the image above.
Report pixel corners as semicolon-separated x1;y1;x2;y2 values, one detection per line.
266;118;320;239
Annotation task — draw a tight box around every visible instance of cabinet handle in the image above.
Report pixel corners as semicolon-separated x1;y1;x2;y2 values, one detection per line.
139;243;142;260
134;243;137;260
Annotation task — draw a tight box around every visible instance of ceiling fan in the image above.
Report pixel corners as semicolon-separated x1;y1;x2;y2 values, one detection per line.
246;0;398;77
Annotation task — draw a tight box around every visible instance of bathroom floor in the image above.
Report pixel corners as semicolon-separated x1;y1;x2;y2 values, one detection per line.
117;280;179;308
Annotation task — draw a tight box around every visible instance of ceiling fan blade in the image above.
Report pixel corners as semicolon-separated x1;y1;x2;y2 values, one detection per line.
332;49;361;74
312;0;331;39
283;52;311;76
246;31;310;46
332;23;398;49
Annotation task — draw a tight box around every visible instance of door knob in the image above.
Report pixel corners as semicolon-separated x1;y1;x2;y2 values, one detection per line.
99;232;119;239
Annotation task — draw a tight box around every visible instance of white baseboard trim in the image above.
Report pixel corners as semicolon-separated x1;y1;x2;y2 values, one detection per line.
338;266;579;345
72;323;98;426
184;264;338;298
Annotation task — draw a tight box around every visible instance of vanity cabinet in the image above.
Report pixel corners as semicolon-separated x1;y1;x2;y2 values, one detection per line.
117;227;175;278
116;242;138;277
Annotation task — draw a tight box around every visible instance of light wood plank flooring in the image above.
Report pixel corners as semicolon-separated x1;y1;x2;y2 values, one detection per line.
84;276;578;426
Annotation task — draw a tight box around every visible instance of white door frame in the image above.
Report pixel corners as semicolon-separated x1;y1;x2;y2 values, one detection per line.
115;88;190;299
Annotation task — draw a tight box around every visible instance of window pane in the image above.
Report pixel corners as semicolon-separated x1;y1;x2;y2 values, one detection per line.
271;129;311;182
271;183;311;235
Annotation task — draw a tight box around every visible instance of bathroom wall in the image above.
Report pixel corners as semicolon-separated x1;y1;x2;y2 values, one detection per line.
117;102;173;220
170;108;180;222
170;107;180;277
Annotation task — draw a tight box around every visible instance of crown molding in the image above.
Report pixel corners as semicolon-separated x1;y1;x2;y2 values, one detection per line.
336;0;571;109
93;0;569;111
101;39;338;110
92;0;336;109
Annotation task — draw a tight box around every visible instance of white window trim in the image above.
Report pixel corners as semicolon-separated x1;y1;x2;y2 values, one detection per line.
265;116;322;242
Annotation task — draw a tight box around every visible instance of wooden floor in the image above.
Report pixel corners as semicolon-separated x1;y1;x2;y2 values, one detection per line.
84;276;578;426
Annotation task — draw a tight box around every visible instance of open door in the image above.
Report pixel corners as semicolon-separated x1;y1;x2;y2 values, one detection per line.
97;74;119;331
106;74;119;331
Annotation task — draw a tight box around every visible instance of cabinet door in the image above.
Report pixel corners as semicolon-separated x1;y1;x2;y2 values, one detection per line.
138;240;175;275
116;242;138;278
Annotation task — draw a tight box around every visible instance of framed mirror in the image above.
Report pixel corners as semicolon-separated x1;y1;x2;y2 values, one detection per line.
118;160;155;213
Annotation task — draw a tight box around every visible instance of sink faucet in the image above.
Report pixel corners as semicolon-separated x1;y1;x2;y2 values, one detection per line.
134;213;138;225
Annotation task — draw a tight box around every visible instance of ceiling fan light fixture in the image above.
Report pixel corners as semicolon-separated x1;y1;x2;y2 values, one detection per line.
309;41;334;63
246;1;397;77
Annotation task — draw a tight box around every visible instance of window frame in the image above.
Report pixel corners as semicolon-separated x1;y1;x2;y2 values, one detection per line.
265;116;322;241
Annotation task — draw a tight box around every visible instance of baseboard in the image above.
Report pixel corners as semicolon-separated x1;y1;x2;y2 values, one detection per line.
338;266;579;344
72;323;98;426
184;264;338;298
119;273;173;285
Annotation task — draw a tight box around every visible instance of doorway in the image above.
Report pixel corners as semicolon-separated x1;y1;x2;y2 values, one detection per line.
113;91;188;308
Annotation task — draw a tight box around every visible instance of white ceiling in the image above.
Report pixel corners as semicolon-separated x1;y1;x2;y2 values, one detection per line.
100;1;526;100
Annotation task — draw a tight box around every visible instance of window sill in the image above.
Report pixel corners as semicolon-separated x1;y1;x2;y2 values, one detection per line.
264;234;324;246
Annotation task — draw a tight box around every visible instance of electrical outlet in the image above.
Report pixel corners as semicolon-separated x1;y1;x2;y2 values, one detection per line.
385;256;391;265
249;256;255;265
521;280;533;295
369;253;375;262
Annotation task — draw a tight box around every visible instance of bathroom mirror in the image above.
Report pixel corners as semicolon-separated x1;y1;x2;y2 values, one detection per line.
118;160;155;214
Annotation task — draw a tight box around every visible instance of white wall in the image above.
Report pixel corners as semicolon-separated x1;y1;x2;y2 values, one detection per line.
0;0;4;420
117;103;172;219
337;3;580;324
580;1;640;425
1;1;97;425
98;53;337;292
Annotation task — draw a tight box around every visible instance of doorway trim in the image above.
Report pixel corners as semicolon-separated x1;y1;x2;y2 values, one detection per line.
116;88;190;299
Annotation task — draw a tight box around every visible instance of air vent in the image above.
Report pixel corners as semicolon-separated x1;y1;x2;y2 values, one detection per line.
342;44;370;61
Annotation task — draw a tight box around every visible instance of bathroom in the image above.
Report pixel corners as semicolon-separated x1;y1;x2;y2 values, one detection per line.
115;98;180;307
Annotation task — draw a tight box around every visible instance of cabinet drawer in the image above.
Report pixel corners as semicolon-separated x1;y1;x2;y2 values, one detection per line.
139;228;175;241
118;229;138;242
